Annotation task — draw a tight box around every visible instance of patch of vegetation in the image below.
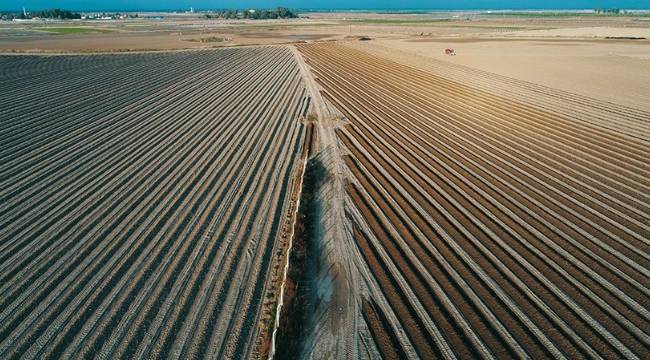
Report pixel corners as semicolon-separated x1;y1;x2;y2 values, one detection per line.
595;8;624;15
231;22;337;31
605;36;646;40
347;18;451;25
444;24;533;30
36;27;113;34
482;10;650;18
306;113;318;122
204;7;298;20
1;8;81;20
185;36;229;43
32;8;82;19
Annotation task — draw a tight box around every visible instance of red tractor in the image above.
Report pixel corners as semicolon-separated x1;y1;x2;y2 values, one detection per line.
445;48;456;56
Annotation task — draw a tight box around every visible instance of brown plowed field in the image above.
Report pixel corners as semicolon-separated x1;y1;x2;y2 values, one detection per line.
0;47;309;359
298;42;650;359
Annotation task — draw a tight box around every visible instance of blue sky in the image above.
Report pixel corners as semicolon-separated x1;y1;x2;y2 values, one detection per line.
3;1;650;11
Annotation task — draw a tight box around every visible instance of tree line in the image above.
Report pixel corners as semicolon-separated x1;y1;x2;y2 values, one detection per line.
204;7;298;20
1;8;81;20
594;8;624;15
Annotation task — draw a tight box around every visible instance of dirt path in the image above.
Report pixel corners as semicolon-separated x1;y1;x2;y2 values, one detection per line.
286;45;378;360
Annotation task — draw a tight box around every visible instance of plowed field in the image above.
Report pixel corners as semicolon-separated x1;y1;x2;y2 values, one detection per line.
298;42;650;359
0;47;309;359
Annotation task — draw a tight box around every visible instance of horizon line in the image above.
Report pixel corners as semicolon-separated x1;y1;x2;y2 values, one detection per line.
3;7;650;12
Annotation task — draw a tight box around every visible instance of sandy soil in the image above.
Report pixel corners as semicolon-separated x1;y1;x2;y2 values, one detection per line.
375;37;650;112
501;26;650;38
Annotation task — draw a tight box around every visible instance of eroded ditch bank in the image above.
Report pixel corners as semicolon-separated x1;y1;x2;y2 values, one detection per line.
273;157;327;359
